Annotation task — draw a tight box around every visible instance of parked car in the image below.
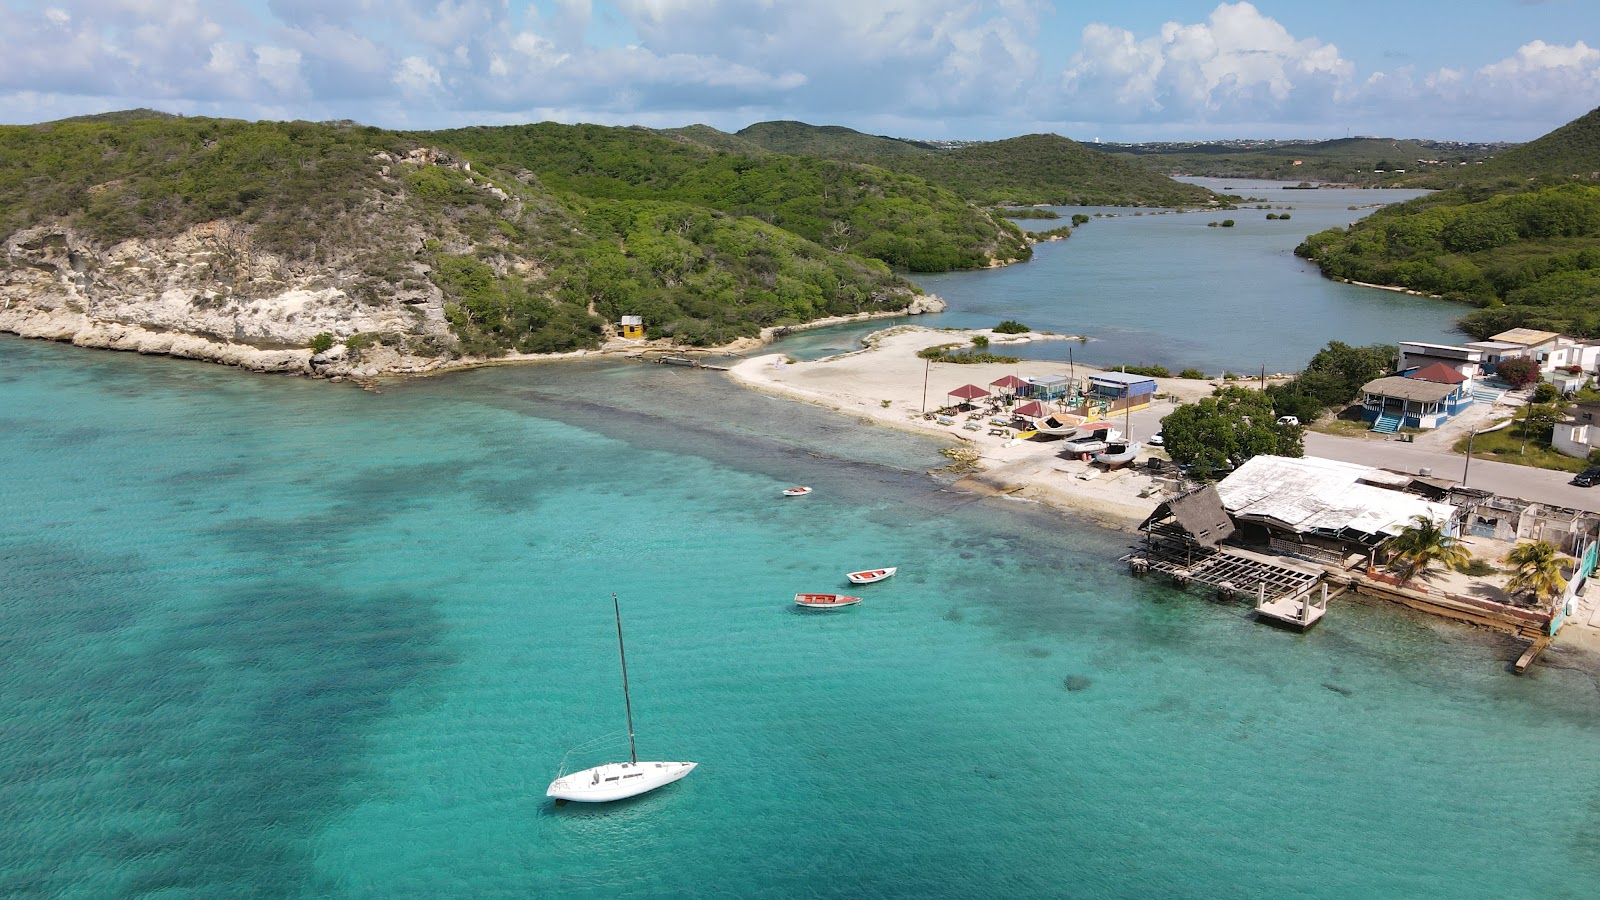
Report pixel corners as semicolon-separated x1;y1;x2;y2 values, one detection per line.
1276;415;1300;426
1573;466;1600;487
1149;431;1165;446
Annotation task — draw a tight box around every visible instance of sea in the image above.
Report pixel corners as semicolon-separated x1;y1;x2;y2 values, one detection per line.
4;184;1600;898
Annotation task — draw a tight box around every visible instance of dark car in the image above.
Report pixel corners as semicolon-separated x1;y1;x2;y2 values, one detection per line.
1573;466;1600;487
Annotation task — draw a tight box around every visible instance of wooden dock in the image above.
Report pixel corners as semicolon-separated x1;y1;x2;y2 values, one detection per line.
1514;636;1552;674
1127;544;1322;603
1254;583;1331;631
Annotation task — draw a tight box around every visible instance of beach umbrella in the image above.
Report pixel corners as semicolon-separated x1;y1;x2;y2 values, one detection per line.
1012;400;1046;419
990;375;1025;396
947;384;989;408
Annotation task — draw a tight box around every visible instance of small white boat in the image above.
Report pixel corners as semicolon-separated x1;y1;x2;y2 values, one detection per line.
1062;427;1122;456
1094;440;1142;469
1034;413;1088;437
795;593;862;609
546;593;696;803
547;760;697;803
846;567;898;584
783;486;813;497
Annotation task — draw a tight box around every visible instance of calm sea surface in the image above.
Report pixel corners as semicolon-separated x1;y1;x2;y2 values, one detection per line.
782;179;1464;373
5;188;1600;897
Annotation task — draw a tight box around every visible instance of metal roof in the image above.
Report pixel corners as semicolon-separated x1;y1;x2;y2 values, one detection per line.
1361;375;1456;403
1215;456;1454;539
1089;371;1158;386
1491;328;1561;346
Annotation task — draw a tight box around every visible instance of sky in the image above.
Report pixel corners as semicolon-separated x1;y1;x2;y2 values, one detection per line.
0;0;1596;142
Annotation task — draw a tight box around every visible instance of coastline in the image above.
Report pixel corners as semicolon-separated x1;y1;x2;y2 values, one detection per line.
725;325;1216;533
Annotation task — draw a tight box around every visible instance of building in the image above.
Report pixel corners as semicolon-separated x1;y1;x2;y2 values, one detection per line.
1213;455;1457;564
617;315;645;339
1553;400;1600;459
1468;328;1600;376
1397;342;1483;381
1086;372;1157;414
1020;374;1074;402
1360;363;1474;431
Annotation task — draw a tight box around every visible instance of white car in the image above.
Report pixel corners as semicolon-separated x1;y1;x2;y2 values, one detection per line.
1149;432;1165;446
1276;415;1300;426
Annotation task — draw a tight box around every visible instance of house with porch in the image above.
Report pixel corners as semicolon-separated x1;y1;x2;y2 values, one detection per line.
1360;362;1475;432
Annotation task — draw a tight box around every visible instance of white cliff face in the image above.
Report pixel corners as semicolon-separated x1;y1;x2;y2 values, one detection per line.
0;221;455;376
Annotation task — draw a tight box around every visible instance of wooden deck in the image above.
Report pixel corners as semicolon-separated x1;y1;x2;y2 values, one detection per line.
1127;543;1322;603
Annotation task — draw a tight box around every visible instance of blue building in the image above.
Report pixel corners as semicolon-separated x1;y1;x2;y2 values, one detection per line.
1360;363;1474;432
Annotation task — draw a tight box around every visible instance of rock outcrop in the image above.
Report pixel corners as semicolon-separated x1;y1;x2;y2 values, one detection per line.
1;222;454;376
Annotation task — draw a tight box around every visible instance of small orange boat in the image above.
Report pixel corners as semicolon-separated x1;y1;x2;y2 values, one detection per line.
846;567;898;585
794;593;861;609
783;486;813;497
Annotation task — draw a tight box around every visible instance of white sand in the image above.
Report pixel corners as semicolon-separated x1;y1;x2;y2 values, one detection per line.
727;326;1221;530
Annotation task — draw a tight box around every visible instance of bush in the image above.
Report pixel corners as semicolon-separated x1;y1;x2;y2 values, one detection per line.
1117;364;1170;377
994;320;1030;334
1532;382;1560;404
1220;219;1236;228
1071;214;1090;226
1495;357;1540;388
971;335;990;349
309;332;335;354
1178;368;1207;379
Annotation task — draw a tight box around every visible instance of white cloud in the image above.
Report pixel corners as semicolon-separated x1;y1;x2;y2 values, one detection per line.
1060;2;1352;125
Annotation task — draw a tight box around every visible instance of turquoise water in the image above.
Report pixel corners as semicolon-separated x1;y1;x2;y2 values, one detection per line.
783;182;1463;372
5;335;1600;897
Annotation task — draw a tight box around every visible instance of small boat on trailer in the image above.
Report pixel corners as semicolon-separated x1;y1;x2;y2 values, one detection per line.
1034;412;1088;437
846;567;897;584
783;486;813;497
795;593;862;609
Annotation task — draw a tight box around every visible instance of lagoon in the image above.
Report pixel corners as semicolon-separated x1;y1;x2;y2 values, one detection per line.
781;179;1463;374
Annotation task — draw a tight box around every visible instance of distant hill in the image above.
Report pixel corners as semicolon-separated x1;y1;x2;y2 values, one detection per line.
652;124;767;155
1098;136;1504;185
1295;107;1600;339
709;121;1218;207
1406;107;1600;189
48;108;184;126
880;133;1218;207
733;121;936;158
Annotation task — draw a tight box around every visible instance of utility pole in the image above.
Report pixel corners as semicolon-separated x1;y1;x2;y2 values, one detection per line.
1462;429;1477;486
920;357;931;413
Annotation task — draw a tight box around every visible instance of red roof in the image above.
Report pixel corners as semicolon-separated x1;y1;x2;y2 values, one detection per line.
990;375;1025;389
947;384;990;401
1408;362;1468;385
1013;401;1046;418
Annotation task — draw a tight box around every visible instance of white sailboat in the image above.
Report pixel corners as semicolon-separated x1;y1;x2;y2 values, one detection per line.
546;593;696;803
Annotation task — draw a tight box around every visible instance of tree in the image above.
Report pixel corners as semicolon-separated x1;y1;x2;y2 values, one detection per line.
1386;514;1471;586
1495;356;1540;388
1160;386;1303;479
1504;541;1568;607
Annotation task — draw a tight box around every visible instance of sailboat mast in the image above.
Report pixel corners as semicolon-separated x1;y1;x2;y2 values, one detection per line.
612;593;638;765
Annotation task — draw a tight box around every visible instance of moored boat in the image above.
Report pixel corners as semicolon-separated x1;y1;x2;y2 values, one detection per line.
846;567;898;584
783;486;813;497
546;593;696;803
795;593;862;609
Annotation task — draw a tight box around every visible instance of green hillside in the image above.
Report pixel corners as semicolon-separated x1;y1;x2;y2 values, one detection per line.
424;122;1031;271
653;124;768;155
1099;136;1499;185
879;133;1218;207
733;120;935;158
0;114;918;355
1294;107;1600;338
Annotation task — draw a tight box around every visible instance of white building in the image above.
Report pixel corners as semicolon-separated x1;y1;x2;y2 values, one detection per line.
1553;401;1600;459
1397;342;1483;382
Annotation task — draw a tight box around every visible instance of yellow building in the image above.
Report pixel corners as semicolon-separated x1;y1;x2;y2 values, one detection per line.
618;315;645;339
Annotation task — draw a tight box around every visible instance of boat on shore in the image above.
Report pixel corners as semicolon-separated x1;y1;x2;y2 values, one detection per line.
795;593;862;609
1094;440;1142;469
1062;425;1122;457
846;567;897;584
547;593;696;803
1033;412;1088;437
783;486;813;497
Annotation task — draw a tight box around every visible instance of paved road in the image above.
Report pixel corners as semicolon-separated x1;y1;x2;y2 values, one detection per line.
1304;432;1598;511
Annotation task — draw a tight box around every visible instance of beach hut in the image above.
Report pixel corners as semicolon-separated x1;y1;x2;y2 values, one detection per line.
617;315;645;339
1021;374;1072;402
1088;372;1157;413
947;384;990;410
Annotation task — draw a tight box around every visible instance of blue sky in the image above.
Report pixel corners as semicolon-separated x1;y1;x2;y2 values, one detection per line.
1;0;1595;141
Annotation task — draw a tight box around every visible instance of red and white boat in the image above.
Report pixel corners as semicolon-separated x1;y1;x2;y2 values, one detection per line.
783;486;813;497
845;567;898;585
795;593;861;609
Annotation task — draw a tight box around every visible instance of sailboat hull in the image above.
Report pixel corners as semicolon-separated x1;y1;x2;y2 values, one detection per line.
547;760;697;802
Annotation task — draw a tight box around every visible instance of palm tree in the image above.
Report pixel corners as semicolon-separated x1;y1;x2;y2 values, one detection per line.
1504;541;1569;607
1387;514;1471;586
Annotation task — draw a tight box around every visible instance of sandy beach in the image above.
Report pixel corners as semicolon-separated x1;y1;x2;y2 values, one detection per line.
727;325;1221;531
